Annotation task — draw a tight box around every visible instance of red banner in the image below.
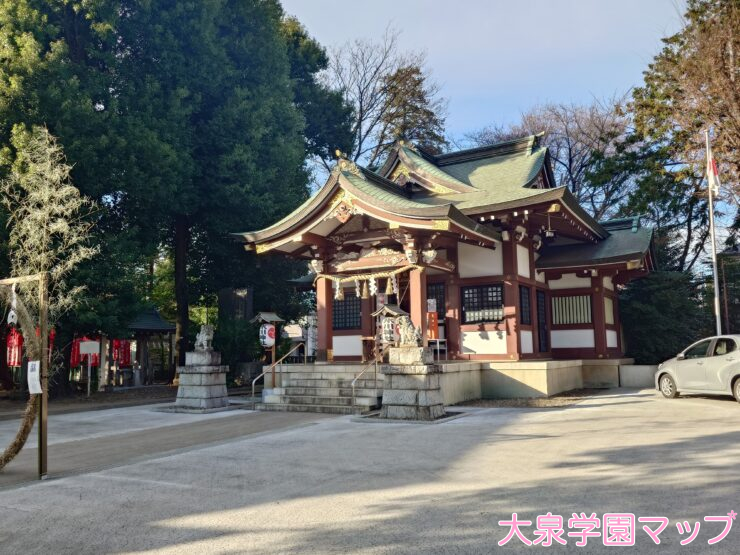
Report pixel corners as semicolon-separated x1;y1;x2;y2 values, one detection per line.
6;327;23;367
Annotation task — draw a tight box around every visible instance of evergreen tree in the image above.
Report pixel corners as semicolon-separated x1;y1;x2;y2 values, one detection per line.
620;271;712;364
113;0;310;364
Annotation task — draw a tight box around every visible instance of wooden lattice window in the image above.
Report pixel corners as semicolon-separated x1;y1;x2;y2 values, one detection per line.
461;284;504;324
427;282;446;319
551;295;592;325
332;296;361;330
519;285;532;325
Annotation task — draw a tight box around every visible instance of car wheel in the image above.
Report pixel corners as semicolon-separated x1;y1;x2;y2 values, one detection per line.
733;379;740;404
659;374;679;399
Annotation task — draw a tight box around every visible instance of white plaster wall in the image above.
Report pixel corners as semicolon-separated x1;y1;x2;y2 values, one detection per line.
458;242;503;278
461;330;507;355
516;244;531;278
551;329;595;348
535;270;546;283
520;330;534;354
604;297;615;325
332;335;362;356
606;329;618;348
548;273;591;290
603;276;614;290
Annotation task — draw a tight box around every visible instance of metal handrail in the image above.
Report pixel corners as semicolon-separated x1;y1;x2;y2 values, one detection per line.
251;342;306;409
351;343;390;409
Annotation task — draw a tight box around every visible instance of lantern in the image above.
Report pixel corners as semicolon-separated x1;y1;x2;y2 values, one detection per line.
259;323;276;348
6;327;23;367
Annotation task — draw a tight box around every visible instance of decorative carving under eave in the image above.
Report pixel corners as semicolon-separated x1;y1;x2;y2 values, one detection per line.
405;248;418;264
390;163;410;183
421;249;438;264
327;233;348;246
326;190;361;224
331;252;406;272
308;259;324;274
331;201;359;223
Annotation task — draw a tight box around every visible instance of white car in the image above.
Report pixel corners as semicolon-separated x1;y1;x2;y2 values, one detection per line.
655;335;740;402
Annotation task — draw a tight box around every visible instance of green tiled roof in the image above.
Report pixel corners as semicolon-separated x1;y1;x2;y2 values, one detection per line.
237;135;612;245
343;170;450;211
435;148;549;210
399;147;471;191
536;225;654;269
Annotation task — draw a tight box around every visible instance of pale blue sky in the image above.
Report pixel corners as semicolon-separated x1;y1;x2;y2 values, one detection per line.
281;0;687;139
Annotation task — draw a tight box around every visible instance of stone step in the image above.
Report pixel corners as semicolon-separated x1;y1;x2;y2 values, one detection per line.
277;364;369;373
264;394;379;407
277;371;378;381
281;386;382;397
255;403;367;415
282;378;382;389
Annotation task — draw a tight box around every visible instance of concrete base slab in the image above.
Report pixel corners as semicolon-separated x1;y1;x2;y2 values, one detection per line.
152;402;247;414
351;409;468;425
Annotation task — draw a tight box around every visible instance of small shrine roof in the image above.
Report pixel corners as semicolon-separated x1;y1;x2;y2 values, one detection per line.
536;217;654;270
128;308;176;333
371;304;409;318
249;311;285;324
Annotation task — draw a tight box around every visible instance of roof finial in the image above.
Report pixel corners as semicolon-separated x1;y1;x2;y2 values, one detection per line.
332;149;364;179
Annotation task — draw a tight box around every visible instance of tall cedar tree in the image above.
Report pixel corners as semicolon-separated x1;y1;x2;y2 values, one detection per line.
113;0;308;365
0;1;156;356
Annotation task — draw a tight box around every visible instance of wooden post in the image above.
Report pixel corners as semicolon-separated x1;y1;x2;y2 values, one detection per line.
316;277;333;361
409;268;428;346
591;275;607;358
38;272;48;480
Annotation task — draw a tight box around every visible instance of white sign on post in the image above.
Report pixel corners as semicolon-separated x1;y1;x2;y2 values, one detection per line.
27;360;42;395
79;341;100;355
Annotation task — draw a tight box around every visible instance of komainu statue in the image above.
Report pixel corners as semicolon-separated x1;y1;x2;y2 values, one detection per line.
397;316;422;347
194;324;214;352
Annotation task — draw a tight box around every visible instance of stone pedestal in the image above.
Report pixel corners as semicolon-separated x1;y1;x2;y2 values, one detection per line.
379;347;445;421
175;350;230;411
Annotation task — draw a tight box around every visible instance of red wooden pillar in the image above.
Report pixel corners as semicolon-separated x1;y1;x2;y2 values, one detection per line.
446;277;460;357
501;239;520;359
591;275;607;358
409;268;428;346
316;277;333;361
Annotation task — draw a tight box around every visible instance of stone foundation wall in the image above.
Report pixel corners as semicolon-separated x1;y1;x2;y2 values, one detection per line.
175;350;229;410
619;364;658;388
438;362;481;405
380;348;445;420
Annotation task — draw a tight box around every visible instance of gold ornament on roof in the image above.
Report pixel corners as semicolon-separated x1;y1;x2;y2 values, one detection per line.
333;149;364;179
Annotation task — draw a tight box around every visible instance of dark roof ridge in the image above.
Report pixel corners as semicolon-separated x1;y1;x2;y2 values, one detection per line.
599;215;645;232
429;134;543;166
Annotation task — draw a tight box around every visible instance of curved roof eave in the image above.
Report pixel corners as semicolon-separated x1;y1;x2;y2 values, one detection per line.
235;171;342;244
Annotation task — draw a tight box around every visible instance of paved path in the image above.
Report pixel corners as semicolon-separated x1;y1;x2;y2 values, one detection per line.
1;389;739;554
0;406;330;488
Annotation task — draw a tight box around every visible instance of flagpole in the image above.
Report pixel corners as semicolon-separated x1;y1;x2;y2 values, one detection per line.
705;129;722;336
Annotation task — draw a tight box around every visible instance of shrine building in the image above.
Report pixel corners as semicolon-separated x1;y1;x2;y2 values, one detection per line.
236;135;655;405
